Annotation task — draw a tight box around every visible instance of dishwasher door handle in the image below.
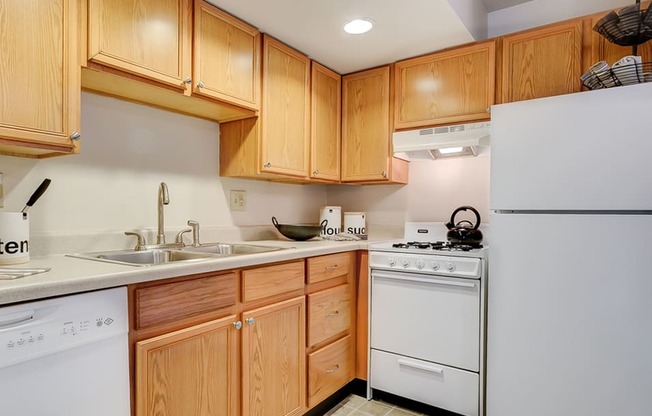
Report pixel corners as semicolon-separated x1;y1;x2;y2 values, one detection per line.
372;271;477;288
0;310;34;329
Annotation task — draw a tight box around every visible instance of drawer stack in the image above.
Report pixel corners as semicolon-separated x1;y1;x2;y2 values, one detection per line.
306;252;356;407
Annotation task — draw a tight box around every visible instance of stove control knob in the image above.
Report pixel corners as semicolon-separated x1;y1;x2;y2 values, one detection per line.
416;260;425;269
402;259;410;268
446;262;456;272
388;258;396;267
431;261;440;270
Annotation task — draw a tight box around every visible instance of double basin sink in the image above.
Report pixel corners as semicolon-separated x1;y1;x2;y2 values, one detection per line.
70;243;285;267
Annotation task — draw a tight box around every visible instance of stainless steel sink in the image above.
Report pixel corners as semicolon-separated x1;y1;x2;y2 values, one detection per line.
68;248;218;267
181;243;285;255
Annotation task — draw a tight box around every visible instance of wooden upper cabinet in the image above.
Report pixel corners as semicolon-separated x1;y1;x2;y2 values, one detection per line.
193;1;261;110
310;62;341;182
261;36;311;178
394;41;495;129
500;20;583;103
341;66;392;182
87;0;192;91
0;0;80;157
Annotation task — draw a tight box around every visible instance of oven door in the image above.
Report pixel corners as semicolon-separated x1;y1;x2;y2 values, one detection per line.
370;270;480;371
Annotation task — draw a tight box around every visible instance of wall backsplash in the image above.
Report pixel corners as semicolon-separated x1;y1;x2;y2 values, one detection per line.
0;92;490;255
326;156;490;231
0;92;327;254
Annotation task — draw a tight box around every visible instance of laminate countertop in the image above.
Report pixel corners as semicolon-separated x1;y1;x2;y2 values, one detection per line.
0;240;370;306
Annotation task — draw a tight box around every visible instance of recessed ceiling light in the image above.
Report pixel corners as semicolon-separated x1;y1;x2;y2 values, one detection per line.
343;19;374;35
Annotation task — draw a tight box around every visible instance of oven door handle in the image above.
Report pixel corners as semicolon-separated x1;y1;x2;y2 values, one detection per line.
372;271;477;288
397;358;444;374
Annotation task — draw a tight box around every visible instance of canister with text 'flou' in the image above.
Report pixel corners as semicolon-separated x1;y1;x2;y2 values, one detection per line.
319;206;341;236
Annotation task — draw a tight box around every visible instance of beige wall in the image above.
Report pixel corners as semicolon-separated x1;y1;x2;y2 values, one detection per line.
0;93;327;237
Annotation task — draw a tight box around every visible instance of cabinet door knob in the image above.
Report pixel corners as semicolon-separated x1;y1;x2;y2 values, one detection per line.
245;317;255;325
313;169;319;175
70;131;81;141
183;77;192;84
381;171;388;178
197;81;206;89
263;162;272;169
233;321;242;330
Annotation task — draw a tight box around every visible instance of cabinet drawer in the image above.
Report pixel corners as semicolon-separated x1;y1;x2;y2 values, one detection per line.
135;272;236;330
308;284;353;347
308;335;354;408
370;349;479;416
242;260;305;302
307;252;351;284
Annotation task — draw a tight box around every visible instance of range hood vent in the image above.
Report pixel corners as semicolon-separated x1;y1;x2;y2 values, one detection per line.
393;121;490;160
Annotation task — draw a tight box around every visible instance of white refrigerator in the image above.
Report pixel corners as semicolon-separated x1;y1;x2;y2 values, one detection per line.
487;83;652;416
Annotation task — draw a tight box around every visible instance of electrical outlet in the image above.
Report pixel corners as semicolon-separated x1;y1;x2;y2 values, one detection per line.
230;190;246;211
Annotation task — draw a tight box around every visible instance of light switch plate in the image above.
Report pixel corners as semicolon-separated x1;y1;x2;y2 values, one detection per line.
230;190;246;211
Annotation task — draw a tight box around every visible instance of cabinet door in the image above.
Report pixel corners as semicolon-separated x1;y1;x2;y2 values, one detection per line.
135;316;239;416
261;36;310;178
242;296;306;416
310;62;341;182
501;20;583;103
193;1;261;110
0;0;79;156
88;0;192;90
395;41;495;129
341;66;392;182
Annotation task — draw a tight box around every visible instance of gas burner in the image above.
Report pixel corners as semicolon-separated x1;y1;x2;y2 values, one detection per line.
392;243;410;249
391;240;483;252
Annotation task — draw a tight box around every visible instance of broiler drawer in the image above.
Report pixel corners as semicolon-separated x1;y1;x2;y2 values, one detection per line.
371;349;479;416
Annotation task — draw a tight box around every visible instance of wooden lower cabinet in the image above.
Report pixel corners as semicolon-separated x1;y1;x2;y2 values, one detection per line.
135;315;239;416
308;335;355;408
242;296;306;416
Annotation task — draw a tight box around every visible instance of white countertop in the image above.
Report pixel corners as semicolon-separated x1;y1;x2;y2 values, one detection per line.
0;240;370;306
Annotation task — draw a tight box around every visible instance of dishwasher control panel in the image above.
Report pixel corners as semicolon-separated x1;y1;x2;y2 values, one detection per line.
0;287;127;368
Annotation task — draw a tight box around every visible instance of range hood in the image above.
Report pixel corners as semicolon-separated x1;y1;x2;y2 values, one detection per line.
393;121;490;160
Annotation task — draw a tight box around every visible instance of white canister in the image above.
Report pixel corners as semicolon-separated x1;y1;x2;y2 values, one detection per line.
344;212;366;238
319;206;341;236
0;212;30;265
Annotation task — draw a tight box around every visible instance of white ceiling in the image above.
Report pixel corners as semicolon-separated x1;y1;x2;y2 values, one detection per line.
207;0;533;75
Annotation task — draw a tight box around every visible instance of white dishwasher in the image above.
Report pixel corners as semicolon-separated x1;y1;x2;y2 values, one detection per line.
0;287;130;416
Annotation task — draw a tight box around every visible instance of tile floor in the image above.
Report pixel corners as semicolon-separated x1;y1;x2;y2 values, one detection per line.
324;394;428;416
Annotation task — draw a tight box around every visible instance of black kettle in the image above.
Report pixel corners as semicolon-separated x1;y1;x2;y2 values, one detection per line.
445;206;483;245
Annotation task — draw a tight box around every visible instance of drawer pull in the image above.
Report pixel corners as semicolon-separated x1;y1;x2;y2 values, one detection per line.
325;310;339;318
245;317;255;326
326;364;340;373
397;358;444;374
324;264;339;271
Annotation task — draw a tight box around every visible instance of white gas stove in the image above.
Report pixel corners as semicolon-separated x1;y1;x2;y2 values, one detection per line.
368;222;487;416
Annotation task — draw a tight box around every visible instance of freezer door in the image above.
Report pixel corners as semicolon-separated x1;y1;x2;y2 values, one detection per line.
486;213;652;416
490;83;652;211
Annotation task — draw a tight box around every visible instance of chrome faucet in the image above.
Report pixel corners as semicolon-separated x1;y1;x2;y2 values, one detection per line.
157;182;169;244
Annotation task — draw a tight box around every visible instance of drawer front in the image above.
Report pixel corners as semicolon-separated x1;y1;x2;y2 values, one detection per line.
370;349;479;416
242;260;305;302
308;284;353;347
308;335;354;407
136;272;236;329
307;252;351;284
